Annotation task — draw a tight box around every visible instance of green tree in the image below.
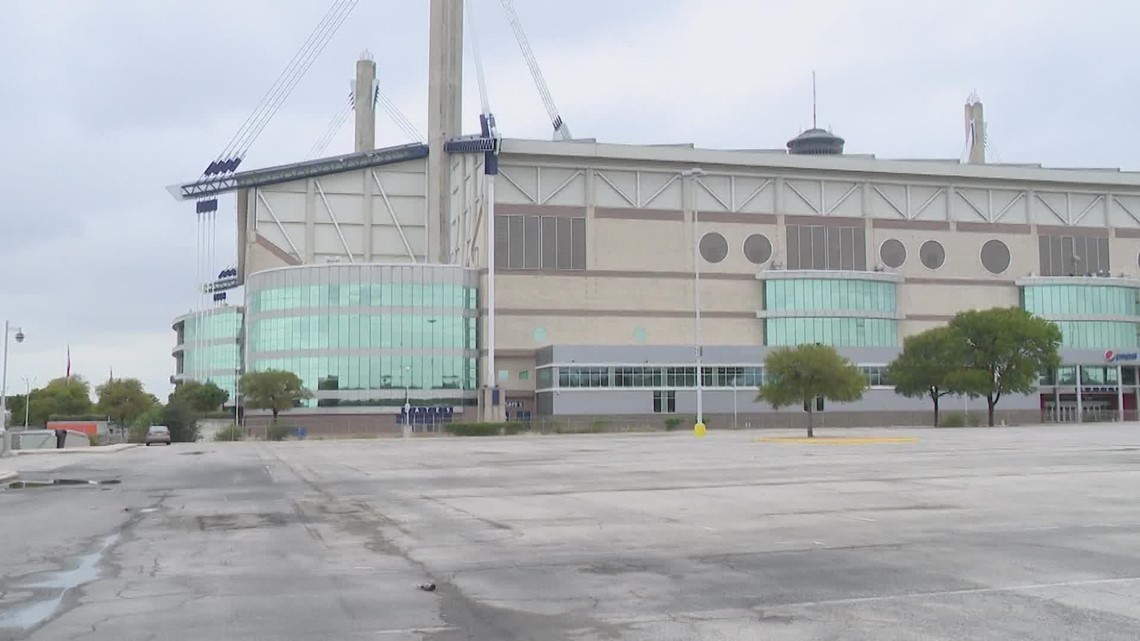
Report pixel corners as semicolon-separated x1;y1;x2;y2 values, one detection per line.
6;393;28;428
162;400;199;443
239;370;312;427
888;326;969;427
130;405;165;443
96;378;158;427
27;377;95;427
949;307;1062;427
757;344;867;438
170;380;230;413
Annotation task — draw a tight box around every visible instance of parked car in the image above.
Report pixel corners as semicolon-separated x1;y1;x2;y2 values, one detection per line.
145;425;171;446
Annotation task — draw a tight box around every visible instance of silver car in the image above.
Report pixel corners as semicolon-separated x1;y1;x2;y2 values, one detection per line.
145;425;171;446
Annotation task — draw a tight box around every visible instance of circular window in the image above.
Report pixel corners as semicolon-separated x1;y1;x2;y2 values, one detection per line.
879;239;907;268
980;239;1011;274
743;234;773;265
699;232;728;263
920;240;946;270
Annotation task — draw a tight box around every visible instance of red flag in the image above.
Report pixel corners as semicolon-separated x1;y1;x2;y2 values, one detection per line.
66;345;71;380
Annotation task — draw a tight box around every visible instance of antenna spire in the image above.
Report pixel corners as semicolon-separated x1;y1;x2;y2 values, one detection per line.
812;71;817;129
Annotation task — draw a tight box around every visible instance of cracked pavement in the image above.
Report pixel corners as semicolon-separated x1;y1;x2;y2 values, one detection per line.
3;426;1140;639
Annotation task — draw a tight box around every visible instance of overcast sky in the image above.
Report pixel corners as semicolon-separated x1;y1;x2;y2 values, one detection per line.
2;0;1138;400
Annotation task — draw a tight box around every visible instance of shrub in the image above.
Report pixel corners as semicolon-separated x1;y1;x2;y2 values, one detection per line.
215;425;245;442
266;423;294;441
128;424;148;444
664;417;683;431
445;423;503;437
940;412;981;428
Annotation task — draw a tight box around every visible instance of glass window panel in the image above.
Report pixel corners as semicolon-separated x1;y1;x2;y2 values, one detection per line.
1099;237;1111;275
1038;235;1051;276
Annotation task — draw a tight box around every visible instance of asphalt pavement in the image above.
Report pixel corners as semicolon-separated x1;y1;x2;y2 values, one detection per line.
3;425;1140;640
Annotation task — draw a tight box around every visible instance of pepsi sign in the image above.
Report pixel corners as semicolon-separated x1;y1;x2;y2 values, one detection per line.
1105;350;1139;363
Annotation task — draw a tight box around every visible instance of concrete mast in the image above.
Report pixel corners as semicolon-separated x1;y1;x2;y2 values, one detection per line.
427;0;464;264
966;97;986;164
353;50;377;152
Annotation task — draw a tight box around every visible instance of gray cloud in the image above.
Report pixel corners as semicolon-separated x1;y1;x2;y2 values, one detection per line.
2;0;1138;398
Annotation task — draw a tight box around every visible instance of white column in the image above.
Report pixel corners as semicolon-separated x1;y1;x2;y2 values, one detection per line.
1118;364;1125;422
1076;366;1084;423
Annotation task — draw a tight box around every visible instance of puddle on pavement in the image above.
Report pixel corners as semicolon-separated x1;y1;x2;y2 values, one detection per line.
0;532;120;630
7;479;121;490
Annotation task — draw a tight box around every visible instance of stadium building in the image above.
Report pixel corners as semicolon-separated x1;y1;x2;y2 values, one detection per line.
170;1;1140;431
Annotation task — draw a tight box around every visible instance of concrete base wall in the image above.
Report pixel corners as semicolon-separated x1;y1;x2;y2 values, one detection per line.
243;407;479;438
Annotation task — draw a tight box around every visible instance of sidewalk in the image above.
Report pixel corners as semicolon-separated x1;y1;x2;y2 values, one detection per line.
14;443;138;456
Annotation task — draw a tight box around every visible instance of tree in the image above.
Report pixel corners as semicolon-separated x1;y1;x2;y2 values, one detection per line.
239;370;312;426
170;380;230;413
26;377;95;427
949;307;1061;427
888;326;969;427
6;393;27;428
96;378;158;427
757;344;867;438
163;400;199;443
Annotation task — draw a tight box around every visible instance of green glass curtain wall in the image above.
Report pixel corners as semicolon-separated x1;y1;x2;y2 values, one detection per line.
245;265;480;408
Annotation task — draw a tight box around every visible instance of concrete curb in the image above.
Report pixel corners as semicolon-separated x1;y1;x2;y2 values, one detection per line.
0;471;18;483
15;444;139;456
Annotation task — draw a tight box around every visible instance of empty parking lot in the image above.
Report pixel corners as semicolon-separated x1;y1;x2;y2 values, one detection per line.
3;425;1140;640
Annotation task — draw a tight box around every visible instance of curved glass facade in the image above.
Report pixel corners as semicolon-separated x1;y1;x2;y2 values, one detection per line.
245;264;479;408
763;277;899;347
173;306;243;405
1021;283;1140;348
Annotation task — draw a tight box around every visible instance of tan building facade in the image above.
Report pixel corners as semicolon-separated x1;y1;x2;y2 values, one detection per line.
185;137;1140;431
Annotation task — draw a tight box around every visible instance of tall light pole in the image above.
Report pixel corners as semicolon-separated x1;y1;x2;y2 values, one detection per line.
0;322;26;455
682;168;706;432
21;376;36;429
403;364;412;438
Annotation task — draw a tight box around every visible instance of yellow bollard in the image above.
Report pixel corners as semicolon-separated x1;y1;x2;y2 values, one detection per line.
693;422;706;438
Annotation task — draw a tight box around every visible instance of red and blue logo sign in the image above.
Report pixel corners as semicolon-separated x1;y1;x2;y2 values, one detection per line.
1105;350;1139;362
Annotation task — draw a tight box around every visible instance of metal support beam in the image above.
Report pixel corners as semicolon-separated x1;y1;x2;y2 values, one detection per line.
371;170;417;262
255;190;302;260
314;180;355;262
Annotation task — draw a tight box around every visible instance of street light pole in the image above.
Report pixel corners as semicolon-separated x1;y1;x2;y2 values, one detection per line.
0;321;25;456
682;168;706;430
21;376;35;429
403;365;412;438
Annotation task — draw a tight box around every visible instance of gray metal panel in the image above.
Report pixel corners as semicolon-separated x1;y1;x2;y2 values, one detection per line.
786;226;800;270
541;217;558;269
508;215;525;269
571;218;587;270
524;216;541;269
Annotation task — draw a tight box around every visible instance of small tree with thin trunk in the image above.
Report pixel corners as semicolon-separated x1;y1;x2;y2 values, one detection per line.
757;344;867;438
949;307;1062;427
238;370;312;435
888;326;968;427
